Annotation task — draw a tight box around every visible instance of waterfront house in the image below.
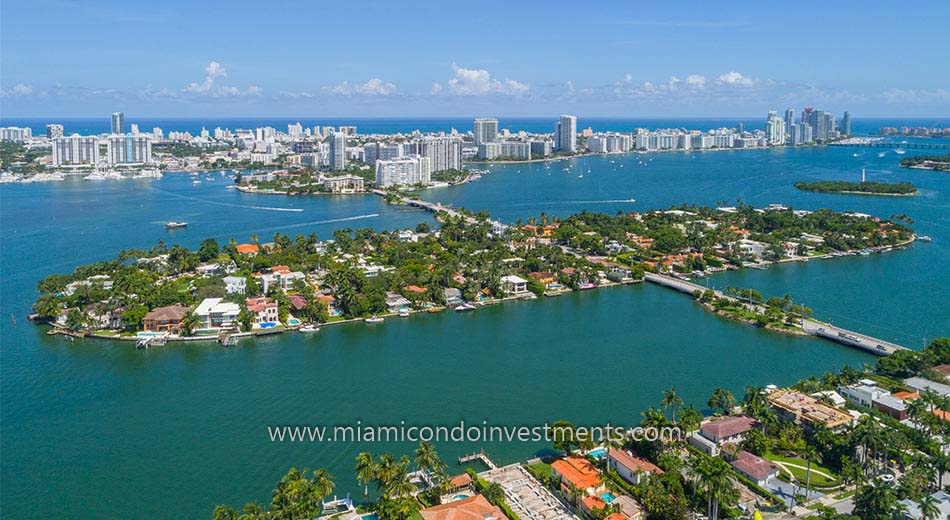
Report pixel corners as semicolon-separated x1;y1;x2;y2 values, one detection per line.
194;298;240;329
838;379;886;408
223;276;247;295
729;450;779;487
245;297;278;326
386;292;411;313
443;287;464;306
236;243;260;255
527;271;556;285
289;295;308;313
316;294;341;316
500;275;528;294
767;388;853;431
551;456;603;497
606;448;663;485
690;415;758;456
420;494;508;520
143;304;189;334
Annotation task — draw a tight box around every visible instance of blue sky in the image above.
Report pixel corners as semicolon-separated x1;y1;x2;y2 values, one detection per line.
2;0;948;117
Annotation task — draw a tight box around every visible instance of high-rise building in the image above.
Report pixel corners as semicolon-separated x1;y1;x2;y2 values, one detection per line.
0;127;33;142
555;114;577;152
106;134;153;164
329;132;347;170
473;118;499;146
841;111;851;136
408;136;463;172
111;112;124;134
288;123;303;138
375;156;431;187
783;109;795;134
46;124;64;139
52;134;100;165
765;111;786;145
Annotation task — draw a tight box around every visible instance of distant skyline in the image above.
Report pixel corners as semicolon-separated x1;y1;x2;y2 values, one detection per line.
2;0;948;118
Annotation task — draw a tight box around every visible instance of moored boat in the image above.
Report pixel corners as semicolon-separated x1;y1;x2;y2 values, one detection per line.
454;303;476;312
298;324;320;332
365;316;384;323
165;221;188;229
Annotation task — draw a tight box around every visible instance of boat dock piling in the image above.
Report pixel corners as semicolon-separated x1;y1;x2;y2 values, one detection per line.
458;448;497;469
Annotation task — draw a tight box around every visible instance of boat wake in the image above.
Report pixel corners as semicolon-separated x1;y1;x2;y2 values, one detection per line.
150;187;305;212
231;214;381;237
506;199;636;207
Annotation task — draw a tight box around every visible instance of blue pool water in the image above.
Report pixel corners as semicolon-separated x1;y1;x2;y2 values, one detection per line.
451;494;472;501
258;322;278;329
588;448;607;458
362;514;379;520
601;491;617;503
288;318;301;326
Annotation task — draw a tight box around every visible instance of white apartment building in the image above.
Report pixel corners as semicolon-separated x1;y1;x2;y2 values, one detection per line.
375;155;431;187
473;118;499;146
52;134;100;165
555;114;577;152
106;135;153;164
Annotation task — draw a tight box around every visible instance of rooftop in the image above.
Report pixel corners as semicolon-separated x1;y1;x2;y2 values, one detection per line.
420;495;508;520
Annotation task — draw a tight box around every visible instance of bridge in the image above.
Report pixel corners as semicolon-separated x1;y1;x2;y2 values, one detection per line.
644;273;909;356
830;140;950;151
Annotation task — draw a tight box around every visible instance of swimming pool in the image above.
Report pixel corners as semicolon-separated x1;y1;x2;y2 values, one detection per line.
287;318;301;326
362;514;379;520
588;447;607;458
450;493;472;501
258;322;278;329
600;491;616;503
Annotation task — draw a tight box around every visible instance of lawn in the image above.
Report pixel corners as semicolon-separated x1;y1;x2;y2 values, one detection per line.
765;452;841;487
527;462;552;481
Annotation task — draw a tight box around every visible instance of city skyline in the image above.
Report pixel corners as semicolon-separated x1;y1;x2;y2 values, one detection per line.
1;1;949;118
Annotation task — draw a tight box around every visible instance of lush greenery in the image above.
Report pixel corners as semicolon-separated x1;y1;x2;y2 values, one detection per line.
900;153;950;171
0;141;49;173
794;181;917;195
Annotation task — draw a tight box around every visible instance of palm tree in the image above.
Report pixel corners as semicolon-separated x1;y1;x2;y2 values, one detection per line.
802;445;820;499
853;480;898;520
694;456;735;520
312;469;335;502
414;441;446;482
180;312;200;337
661;386;684;423
918;493;940;520
355;452;376;494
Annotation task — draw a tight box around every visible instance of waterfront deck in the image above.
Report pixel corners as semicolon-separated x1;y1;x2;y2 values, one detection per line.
644;273;910;356
458;448;497;470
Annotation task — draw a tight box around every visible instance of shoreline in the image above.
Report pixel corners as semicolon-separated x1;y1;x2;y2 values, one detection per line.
796;188;918;197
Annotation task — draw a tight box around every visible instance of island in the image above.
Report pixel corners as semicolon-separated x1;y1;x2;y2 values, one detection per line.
31;203;914;345
899;153;950;172
794;180;917;196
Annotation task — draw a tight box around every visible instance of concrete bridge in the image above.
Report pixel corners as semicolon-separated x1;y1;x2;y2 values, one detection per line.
830;141;950;151
644;273;909;356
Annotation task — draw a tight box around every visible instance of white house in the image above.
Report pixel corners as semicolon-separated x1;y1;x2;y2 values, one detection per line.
223;276;247;295
193;298;240;329
500;275;528;294
607;448;663;485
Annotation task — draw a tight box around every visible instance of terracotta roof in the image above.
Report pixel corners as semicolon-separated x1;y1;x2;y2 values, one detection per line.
404;285;427;293
730;450;778;481
700;415;757;440
934;364;950;377
144;304;189;322
289;295;307;310
605;513;627;520
581;495;607;511
448;473;472;488
420;495;507;520
551;456;602;490
236;243;259;254
608;449;663;475
245;297;276;313
893;391;920;401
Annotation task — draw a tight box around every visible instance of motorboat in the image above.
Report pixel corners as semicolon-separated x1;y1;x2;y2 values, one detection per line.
364;316;384;323
298;324;320;332
165;221;188;229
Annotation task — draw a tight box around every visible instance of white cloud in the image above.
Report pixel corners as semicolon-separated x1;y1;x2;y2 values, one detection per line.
686;74;706;88
565;80;576;95
624;73;633;83
431;82;443;94
328;78;396;96
186;61;227;93
444;63;529;96
880;88;950;104
246;85;263;96
0;83;34;97
716;71;757;87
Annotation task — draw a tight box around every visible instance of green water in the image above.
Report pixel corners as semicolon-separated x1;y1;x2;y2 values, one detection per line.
2;143;947;518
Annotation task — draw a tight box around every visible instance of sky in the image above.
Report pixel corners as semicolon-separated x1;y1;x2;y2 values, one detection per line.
1;0;949;118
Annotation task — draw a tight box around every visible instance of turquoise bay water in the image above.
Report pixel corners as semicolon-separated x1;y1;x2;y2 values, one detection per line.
2;143;948;518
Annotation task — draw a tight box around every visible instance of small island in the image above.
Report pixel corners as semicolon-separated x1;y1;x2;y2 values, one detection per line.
794;180;917;196
899;153;950;172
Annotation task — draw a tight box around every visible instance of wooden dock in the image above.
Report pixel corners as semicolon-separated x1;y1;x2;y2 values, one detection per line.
458;449;497;469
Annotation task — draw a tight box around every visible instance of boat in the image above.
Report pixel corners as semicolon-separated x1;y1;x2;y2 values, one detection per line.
298;324;320;333
454;303;476;312
578;283;596;290
193;180;202;184
364;316;384;323
917;235;932;242
165;221;188;229
398;309;410;318
83;172;107;181
877;152;886;157
894;148;906;155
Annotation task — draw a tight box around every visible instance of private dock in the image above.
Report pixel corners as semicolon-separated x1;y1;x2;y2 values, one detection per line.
644;273;910;356
458;448;497;469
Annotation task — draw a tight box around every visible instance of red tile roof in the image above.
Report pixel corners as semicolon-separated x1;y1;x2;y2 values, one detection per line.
608;449;663;475
552;456;602;490
700;415;757;440
730;450;778;481
420;495;508;520
236;244;259;254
